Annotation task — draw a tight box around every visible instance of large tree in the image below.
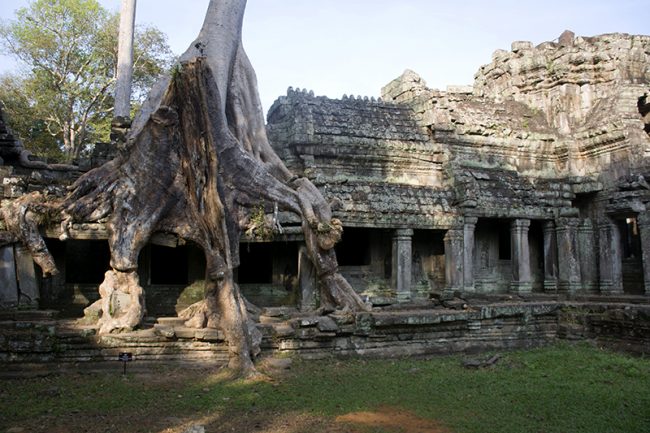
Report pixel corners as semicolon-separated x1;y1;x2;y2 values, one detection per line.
3;0;368;376
0;0;173;162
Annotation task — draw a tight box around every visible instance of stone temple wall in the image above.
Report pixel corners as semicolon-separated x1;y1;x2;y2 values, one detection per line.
267;88;458;229
268;31;650;300
2;32;650;318
2;31;650;368
473;32;649;134
382;32;650;187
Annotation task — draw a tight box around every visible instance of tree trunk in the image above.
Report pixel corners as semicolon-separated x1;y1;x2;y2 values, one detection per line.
114;0;137;120
4;0;368;376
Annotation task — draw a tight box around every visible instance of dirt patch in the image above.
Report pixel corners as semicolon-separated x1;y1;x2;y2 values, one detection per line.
335;406;452;433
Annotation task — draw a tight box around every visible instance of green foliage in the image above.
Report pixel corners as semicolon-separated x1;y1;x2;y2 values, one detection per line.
176;280;206;310
0;75;64;161
0;0;174;162
1;344;649;432
244;205;274;241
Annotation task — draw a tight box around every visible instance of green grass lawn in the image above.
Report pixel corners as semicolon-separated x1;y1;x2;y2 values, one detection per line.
1;342;649;433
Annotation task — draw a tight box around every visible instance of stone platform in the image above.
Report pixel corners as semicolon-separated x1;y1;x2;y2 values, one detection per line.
1;296;649;376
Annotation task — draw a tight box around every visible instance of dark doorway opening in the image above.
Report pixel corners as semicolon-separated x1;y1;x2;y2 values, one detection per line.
336;227;371;266
150;244;189;285
65;240;111;284
497;221;512;260
237;243;274;284
620;217;644;295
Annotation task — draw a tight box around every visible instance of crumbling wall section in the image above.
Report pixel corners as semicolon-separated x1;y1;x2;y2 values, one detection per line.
267;88;458;229
473;32;650;134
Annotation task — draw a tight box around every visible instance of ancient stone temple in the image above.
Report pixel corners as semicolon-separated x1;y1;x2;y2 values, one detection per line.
0;32;649;365
1;31;649;313
267;31;650;302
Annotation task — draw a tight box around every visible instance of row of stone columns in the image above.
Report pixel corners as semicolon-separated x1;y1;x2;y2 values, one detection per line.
441;214;650;296
443;218;539;294
596;214;650;296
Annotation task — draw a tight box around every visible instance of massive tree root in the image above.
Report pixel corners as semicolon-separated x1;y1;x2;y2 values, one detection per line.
3;0;367;374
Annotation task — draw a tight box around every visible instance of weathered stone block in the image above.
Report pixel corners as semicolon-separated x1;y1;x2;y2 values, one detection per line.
0;246;18;308
316;316;338;332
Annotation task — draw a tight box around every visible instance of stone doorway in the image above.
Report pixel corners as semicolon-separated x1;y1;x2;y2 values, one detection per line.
619;217;644;295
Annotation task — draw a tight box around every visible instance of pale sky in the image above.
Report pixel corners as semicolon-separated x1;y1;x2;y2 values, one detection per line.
0;0;647;114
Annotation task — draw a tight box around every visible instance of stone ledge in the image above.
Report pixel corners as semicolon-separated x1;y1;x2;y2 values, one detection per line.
1;300;649;373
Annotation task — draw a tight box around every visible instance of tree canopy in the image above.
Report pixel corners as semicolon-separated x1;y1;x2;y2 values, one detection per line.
0;0;174;162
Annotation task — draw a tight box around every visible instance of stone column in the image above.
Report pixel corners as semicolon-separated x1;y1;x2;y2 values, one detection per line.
298;245;318;311
463;217;478;292
542;220;558;293
510;219;532;294
636;212;650;296
392;229;413;302
598;218;623;295
444;228;464;294
15;245;39;308
578;219;598;294
0;245;18;308
556;217;582;294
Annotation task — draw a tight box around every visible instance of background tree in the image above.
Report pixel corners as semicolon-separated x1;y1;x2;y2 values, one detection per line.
0;0;174;162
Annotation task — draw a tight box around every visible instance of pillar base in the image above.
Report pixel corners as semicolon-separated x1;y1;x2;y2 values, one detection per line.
543;280;558;294
396;291;412;303
557;282;582;294
510;282;532;294
599;282;623;296
582;282;599;295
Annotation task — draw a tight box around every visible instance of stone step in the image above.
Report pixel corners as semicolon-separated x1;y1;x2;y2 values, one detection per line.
0;310;59;321
156;317;186;327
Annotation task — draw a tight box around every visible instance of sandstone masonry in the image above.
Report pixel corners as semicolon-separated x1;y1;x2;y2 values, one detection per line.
1;31;649;366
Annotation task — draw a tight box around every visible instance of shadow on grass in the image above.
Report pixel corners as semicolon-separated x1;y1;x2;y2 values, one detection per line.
1;343;649;433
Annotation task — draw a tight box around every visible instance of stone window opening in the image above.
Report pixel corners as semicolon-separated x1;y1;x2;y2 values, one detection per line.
619;216;644;295
237;242;299;307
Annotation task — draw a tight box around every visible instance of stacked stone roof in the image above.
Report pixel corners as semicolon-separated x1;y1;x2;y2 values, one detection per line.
267;88;456;228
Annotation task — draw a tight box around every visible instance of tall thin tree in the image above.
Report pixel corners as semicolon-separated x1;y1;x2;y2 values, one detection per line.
113;0;137;123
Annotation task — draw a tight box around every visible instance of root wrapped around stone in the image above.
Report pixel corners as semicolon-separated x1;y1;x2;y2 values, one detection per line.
1;0;367;375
